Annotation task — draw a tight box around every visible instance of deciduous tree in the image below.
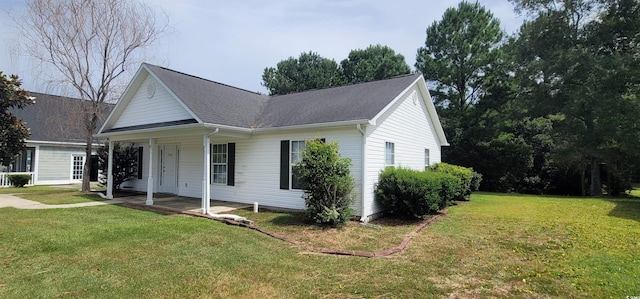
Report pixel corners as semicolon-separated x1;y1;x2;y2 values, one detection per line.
341;44;411;84
16;0;168;193
262;51;343;95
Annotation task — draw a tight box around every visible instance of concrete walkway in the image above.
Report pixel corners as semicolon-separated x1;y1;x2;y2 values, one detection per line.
0;193;123;209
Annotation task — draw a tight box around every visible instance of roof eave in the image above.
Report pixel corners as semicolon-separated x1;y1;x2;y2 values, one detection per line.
252;119;371;133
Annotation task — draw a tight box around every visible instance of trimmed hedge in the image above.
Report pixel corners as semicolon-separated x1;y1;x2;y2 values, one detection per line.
375;167;455;218
7;174;31;187
375;164;483;219
429;163;481;201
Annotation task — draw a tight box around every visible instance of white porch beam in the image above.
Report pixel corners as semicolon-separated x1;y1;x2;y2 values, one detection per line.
106;140;114;199
202;134;211;214
146;138;155;205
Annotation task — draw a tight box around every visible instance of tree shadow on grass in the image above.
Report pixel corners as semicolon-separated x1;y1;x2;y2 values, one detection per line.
606;197;640;223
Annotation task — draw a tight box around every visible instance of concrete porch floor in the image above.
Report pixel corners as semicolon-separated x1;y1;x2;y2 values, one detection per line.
120;194;252;214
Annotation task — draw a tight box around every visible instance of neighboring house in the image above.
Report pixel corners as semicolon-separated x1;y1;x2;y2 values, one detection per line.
96;63;448;221
1;93;112;187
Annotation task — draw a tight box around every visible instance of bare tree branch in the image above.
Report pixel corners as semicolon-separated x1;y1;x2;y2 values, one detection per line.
16;0;168;192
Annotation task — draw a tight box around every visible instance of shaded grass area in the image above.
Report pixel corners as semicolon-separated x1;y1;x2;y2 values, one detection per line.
234;209;423;252
1;192;639;298
0;186;106;204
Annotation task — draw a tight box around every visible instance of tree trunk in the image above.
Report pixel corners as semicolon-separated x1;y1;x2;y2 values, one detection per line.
590;159;601;196
580;165;586;197
82;132;93;193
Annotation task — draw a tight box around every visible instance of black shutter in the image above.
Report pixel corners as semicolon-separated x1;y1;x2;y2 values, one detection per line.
137;147;144;179
280;140;289;189
227;143;235;186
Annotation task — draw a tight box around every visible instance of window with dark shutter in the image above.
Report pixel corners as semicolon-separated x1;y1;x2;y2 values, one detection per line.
280;140;290;189
227;143;235;186
137;147;144;179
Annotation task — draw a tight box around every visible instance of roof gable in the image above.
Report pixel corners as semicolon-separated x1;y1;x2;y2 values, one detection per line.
111;72;195;129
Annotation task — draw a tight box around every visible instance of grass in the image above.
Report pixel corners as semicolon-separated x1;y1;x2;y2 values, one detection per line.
234;209;424;252
1;192;639;298
0;186;106;204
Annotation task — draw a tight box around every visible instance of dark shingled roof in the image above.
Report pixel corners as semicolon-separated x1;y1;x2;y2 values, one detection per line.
143;63;421;129
256;73;421;127
11;92;113;143
145;64;269;128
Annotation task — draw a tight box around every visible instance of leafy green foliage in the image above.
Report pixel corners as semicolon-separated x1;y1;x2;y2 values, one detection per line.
340;44;411;84
415;1;503;111
7;174;31;187
0;72;34;166
375;167;455;218
429;163;480;201
296;138;354;226
262;51;344;95
97;142;138;191
262;45;411;95
509;0;640;196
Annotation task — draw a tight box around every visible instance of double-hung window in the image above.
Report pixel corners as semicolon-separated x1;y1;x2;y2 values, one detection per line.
425;148;430;169
385;142;395;166
211;144;227;184
290;140;306;189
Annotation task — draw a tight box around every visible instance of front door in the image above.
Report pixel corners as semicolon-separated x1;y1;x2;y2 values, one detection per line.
158;144;178;194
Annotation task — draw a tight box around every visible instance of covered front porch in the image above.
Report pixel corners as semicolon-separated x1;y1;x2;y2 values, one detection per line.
99;124;251;216
118;194;251;214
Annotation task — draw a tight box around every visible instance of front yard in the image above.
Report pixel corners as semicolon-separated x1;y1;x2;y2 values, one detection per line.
0;190;638;298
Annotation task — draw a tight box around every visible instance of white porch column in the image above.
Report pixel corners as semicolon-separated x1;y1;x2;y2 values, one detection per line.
202;134;211;214
106;140;114;199
146;138;155;205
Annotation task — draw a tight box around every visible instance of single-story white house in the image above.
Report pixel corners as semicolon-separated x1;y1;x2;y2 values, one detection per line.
1;93;111;187
96;63;448;221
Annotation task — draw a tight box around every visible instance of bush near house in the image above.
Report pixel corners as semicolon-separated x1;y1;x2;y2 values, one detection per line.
97;142;139;192
375;167;450;218
429;162;481;201
7;174;31;187
296;138;354;226
376;164;482;219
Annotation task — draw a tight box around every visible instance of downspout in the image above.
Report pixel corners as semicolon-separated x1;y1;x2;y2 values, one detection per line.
202;128;251;224
357;124;367;222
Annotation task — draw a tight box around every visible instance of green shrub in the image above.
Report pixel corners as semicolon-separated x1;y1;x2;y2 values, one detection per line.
375;167;454;218
429;163;479;200
297;138;354;226
7;174;31;187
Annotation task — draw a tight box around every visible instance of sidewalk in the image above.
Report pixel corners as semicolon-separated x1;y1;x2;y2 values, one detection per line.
0;193;122;209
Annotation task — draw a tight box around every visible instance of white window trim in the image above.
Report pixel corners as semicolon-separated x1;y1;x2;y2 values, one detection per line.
385;142;395;166
290;140;306;190
211;143;227;185
425;148;430;168
70;154;85;181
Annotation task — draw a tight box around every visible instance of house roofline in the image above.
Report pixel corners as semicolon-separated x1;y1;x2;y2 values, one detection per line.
26;140;102;147
251;119;372;132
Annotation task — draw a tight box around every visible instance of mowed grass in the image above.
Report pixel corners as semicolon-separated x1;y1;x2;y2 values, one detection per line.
0;186;106;204
1;192;639;298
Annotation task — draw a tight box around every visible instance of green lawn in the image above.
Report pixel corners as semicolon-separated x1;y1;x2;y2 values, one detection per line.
0;192;638;298
0;186;106;204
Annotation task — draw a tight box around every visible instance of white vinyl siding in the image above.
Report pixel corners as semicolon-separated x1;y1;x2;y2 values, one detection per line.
37;146;86;183
211;144;227;184
364;84;444;218
112;75;193;129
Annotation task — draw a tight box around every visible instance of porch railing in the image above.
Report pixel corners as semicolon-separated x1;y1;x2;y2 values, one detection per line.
0;172;35;188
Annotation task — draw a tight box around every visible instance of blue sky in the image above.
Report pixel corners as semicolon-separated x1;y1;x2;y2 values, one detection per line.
1;0;524;95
